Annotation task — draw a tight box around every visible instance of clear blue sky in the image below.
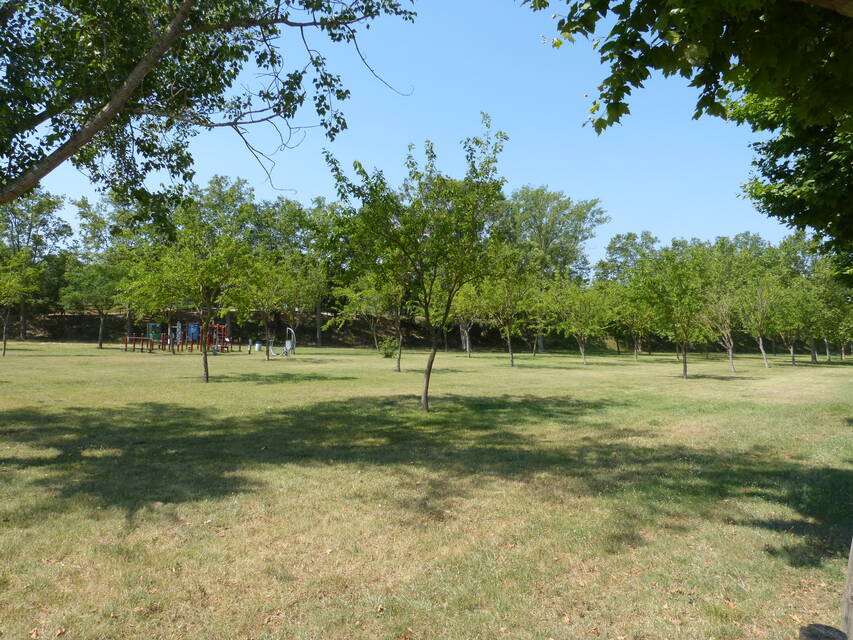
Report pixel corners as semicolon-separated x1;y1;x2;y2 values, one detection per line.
42;0;791;263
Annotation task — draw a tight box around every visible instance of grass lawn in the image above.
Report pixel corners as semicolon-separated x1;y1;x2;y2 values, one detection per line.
1;341;851;640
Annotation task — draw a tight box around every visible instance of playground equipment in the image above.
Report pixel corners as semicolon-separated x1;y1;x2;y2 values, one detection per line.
124;320;241;352
263;326;296;357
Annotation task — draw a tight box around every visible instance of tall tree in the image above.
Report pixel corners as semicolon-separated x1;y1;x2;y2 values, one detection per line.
329;116;506;411
0;188;70;338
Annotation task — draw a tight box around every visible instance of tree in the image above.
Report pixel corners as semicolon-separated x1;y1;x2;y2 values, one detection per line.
0;248;39;356
737;274;781;369
0;187;70;338
236;250;325;360
60;260;122;348
550;280;610;364
475;243;539;367
329;116;506;411
0;1;414;206
526;1;853;253
122;177;252;381
772;278;819;366
634;240;712;378
594;232;658;283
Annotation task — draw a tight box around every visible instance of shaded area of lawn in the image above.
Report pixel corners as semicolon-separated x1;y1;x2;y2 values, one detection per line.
1;393;851;568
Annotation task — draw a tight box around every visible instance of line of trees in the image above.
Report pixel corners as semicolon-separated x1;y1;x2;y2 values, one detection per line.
1;124;850;400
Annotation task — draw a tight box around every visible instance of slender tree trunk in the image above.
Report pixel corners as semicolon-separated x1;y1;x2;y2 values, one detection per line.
809;338;818;364
371;319;379;351
633;335;640;362
682;341;688;378
97;313;105;349
841;343;846;361
824;337;832;363
536;331;545;354
420;331;439;412
264;318;271;361
789;343;796;366
675;343;680;361
727;346;735;373
506;328;514;367
125;309;133;336
315;300;322;347
395;313;403;373
615;336;620;355
757;335;769;368
578;336;587;365
2;309;8;357
19;300;26;340
201;318;210;382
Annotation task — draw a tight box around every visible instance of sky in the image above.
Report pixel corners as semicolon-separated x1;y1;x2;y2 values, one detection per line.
41;0;792;264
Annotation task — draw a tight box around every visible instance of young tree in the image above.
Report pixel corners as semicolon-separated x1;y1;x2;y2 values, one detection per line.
550;280;610;364
329;116;506;411
475;243;539;367
60;260;123;348
0;249;39;356
0;187;70;338
634;240;712;378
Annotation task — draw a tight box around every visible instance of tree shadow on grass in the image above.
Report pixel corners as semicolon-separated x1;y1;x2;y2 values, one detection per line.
185;372;356;384
1;393;850;566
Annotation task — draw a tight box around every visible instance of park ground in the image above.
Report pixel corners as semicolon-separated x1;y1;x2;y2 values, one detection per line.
0;342;851;640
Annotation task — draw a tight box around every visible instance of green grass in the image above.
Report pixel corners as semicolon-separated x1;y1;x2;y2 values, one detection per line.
1;342;851;640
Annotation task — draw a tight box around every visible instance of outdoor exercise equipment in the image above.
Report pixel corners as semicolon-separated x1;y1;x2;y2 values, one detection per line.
124;320;241;352
265;326;297;357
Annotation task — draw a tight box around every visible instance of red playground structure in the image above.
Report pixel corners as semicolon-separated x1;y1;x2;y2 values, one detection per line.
123;321;241;353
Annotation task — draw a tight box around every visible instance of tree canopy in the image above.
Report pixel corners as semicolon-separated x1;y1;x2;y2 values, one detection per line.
0;0;414;205
527;0;853;259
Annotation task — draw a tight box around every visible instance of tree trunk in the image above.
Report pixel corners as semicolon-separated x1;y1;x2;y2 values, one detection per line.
809;338;818;364
790;343;797;366
675;343;680;361
443;328;448;353
633;335;640;361
97;313;105;349
370;319;379;351
2;309;8;357
125;309;133;335
578;336;587;365
420;335;439;412
201;319;210;382
843;536;853;638
841;343;846;361
19;300;26;340
315;300;322;347
395;314;403;373
727;346;735;373
757;335;769;368
506;329;514;367
264;318;271;361
615;336;620;355
536;331;545;354
824;337;832;363
682;341;688;378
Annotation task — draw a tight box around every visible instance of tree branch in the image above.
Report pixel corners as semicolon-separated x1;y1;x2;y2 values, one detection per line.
0;0;196;204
